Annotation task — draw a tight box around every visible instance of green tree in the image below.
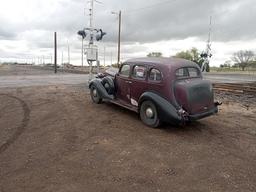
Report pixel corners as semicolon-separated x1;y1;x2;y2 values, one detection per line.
174;47;203;67
231;50;255;71
147;52;162;57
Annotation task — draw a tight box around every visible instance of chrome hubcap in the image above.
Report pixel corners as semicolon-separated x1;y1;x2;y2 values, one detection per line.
104;83;110;89
92;89;97;97
145;107;154;118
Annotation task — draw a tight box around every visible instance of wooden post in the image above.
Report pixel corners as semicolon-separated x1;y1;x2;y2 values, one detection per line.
54;32;57;74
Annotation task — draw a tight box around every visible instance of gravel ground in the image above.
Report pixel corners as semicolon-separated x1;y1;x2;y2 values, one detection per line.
0;85;256;192
1;64;256;192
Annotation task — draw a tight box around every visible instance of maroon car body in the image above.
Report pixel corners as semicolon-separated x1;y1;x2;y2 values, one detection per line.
89;57;219;127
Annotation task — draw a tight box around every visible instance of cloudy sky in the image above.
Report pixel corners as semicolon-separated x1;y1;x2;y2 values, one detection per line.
0;0;256;66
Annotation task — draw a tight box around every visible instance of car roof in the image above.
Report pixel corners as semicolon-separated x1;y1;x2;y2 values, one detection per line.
125;57;199;69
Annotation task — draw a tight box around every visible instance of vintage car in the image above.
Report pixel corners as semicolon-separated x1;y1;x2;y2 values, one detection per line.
89;57;220;127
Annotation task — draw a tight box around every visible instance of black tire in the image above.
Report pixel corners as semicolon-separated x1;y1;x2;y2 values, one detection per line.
140;100;161;128
90;85;102;104
102;77;115;95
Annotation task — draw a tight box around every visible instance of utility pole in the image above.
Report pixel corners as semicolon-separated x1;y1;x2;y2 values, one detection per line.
117;10;121;68
112;10;122;68
54;32;57;74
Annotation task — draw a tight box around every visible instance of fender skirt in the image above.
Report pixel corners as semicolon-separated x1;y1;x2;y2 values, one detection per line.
89;79;114;100
139;92;182;124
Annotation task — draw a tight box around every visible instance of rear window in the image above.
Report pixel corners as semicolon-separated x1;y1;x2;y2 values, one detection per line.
176;67;200;79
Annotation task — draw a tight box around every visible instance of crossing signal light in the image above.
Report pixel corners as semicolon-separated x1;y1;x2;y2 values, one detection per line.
77;30;87;39
96;29;106;41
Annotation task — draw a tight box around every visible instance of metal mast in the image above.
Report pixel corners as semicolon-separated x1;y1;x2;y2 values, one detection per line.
77;0;106;80
201;16;212;72
206;16;212;56
89;0;94;45
88;0;94;80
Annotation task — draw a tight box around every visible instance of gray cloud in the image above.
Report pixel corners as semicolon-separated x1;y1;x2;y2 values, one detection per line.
0;0;256;65
4;0;255;44
0;18;17;40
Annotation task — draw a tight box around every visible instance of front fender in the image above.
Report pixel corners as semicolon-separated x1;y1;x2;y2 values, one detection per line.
89;79;114;100
139;92;182;124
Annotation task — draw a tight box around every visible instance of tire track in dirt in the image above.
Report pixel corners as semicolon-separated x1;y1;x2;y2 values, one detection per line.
0;94;30;154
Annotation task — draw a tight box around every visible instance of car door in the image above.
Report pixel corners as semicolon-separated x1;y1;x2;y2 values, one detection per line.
115;64;131;104
129;65;148;106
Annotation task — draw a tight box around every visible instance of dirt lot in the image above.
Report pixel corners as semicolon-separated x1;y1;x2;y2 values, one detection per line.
0;84;256;192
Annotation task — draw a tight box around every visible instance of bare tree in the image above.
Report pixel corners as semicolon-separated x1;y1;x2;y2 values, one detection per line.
232;50;255;71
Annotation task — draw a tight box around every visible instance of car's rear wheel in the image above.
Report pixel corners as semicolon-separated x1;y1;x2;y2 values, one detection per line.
140;100;161;128
90;85;102;104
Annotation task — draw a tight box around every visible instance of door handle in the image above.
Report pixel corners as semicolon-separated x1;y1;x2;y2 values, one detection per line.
125;81;132;84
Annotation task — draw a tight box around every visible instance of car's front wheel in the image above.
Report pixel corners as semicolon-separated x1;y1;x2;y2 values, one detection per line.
140;100;161;128
90;85;102;104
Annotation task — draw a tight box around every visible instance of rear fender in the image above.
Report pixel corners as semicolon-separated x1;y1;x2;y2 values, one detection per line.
89;79;114;100
139;92;182;124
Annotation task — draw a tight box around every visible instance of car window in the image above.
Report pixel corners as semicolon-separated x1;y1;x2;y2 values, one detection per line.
149;68;162;81
188;67;200;77
132;65;146;79
119;64;130;77
176;67;200;79
176;68;189;78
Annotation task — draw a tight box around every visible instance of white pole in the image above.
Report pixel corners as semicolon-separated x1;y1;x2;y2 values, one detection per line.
111;52;112;66
88;0;94;80
104;46;106;67
89;0;94;45
68;42;70;64
61;51;64;66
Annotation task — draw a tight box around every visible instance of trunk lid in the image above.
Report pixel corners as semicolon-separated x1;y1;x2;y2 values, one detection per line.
174;79;214;115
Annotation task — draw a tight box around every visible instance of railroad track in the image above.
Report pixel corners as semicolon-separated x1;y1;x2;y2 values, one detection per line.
213;82;256;94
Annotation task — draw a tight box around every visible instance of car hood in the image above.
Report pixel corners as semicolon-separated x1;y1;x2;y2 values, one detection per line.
104;67;119;77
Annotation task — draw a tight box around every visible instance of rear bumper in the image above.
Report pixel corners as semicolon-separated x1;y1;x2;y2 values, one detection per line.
188;106;218;121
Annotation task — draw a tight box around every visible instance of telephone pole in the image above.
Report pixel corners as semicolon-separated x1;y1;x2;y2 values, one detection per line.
81;38;84;66
117;10;121;67
54;32;57;73
112;10;122;68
